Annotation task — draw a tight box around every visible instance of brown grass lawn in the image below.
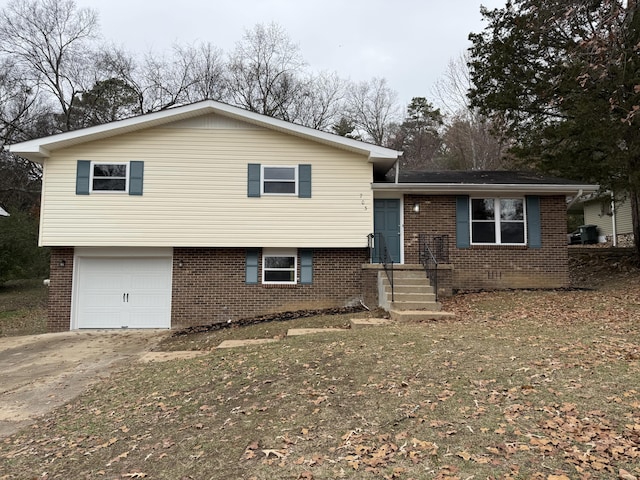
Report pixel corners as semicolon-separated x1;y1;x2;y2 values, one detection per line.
0;279;47;337
1;265;639;479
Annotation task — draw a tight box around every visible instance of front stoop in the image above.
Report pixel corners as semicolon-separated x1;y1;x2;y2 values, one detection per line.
380;267;455;322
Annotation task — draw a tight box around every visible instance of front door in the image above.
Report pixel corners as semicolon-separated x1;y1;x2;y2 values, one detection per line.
373;199;401;263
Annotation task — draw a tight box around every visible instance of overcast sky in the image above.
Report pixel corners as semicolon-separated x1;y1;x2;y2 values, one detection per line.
73;1;506;107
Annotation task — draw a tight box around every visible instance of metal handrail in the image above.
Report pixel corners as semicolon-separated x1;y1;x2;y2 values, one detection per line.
368;233;394;302
419;234;449;302
420;242;439;302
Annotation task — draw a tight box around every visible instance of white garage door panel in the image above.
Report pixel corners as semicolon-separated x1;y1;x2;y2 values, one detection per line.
75;256;172;329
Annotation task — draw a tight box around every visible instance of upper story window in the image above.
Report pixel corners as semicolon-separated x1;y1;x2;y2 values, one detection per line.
91;163;128;192
248;163;311;198
77;160;143;196
262;166;297;195
471;198;526;245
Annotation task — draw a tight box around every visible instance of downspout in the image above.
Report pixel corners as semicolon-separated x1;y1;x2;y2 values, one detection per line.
566;189;584;211
611;192;618;247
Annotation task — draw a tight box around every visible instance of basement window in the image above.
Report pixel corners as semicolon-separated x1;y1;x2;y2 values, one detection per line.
262;249;297;284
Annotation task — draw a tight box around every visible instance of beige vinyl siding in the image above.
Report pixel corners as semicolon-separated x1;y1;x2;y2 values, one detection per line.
584;201;612;236
583;196;633;236
614;197;633;235
39;125;374;248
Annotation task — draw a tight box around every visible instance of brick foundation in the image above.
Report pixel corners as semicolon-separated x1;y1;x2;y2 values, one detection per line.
404;195;570;291
47;247;74;332
171;247;368;328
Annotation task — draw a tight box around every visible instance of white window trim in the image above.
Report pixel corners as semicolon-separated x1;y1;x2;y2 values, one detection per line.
90;161;129;193
262;248;297;284
261;165;298;196
470;197;528;246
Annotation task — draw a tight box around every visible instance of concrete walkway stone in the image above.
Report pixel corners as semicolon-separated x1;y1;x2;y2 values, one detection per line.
217;338;279;349
287;327;346;336
139;351;209;362
350;318;391;328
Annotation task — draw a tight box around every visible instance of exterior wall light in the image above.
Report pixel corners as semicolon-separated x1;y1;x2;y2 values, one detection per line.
59;259;66;267
413;203;420;213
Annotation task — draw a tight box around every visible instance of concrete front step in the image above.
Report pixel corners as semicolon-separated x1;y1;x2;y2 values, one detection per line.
390;301;441;311
387;292;437;303
382;277;432;287
389;269;430;277
390;309;456;322
383;284;434;295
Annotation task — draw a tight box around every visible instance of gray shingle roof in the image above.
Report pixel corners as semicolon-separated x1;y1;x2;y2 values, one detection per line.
395;170;589;185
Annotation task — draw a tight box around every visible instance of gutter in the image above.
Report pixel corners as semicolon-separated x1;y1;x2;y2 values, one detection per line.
372;183;599;195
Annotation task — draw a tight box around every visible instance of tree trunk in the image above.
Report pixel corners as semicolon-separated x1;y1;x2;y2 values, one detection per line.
630;188;640;262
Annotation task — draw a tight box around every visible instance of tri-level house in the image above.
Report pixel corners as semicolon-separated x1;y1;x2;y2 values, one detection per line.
9;100;598;331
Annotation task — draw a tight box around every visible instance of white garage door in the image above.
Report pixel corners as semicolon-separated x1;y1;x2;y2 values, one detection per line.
75;256;172;329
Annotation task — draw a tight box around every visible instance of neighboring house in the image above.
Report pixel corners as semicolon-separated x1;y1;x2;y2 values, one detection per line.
9;100;598;332
580;193;634;246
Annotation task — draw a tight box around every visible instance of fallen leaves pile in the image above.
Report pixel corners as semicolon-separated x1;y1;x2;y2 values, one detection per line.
1;262;639;479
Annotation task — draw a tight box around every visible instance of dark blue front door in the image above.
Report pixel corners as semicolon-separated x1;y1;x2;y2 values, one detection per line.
373;199;401;263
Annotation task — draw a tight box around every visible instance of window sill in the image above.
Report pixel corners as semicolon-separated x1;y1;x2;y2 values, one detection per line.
468;244;529;250
262;283;300;289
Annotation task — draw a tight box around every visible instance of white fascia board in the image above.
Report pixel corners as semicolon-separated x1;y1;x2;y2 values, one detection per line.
372;182;600;195
9;100;401;163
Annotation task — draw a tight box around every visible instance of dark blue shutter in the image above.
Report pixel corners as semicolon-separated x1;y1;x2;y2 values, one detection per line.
298;164;311;198
245;249;259;284
76;160;90;195
248;164;261;197
456;196;470;249
129;161;144;195
300;249;313;284
526;196;542;249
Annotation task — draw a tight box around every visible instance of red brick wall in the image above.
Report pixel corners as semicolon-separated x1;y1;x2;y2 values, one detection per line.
404;195;569;291
45;247;369;332
47;247;74;332
171;248;368;328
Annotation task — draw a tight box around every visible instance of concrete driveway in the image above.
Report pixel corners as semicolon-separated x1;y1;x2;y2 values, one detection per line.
0;330;169;438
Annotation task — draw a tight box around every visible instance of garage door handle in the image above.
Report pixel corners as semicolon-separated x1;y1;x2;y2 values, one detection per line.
126;293;129;302
123;293;126;302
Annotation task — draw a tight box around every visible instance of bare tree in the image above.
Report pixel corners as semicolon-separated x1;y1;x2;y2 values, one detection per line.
432;53;507;170
98;42;227;114
226;22;307;120
292;71;346;130
346;77;401;145
0;56;52;208
0;0;99;131
139;49;199;111
180;42;227;103
440;114;508;170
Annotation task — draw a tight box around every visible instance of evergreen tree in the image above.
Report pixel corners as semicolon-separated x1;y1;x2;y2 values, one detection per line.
469;0;640;257
388;97;443;170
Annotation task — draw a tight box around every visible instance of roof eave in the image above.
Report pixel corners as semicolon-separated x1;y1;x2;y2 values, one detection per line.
8;100;401;164
372;182;600;195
